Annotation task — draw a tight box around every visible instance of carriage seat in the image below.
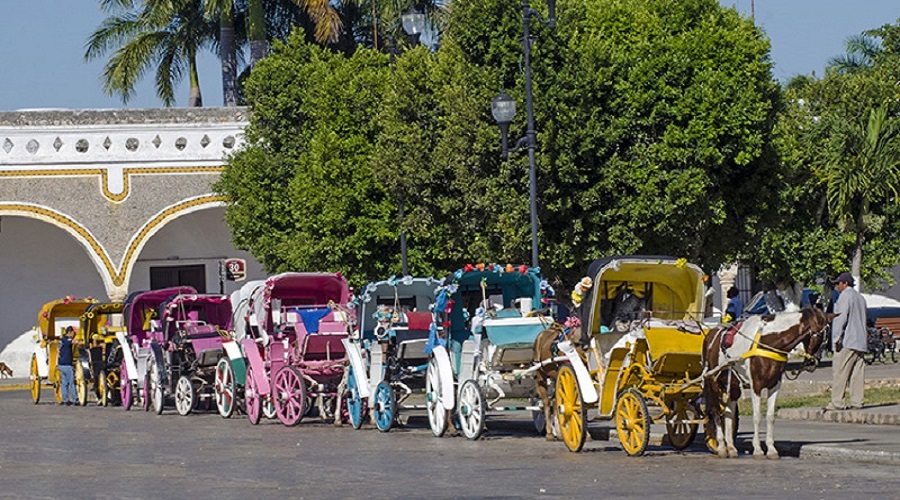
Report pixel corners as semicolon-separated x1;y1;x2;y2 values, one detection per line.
185;324;222;339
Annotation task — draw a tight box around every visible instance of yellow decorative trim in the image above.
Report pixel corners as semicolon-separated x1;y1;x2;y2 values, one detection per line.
0;196;224;287
0;166;224;203
117;195;224;286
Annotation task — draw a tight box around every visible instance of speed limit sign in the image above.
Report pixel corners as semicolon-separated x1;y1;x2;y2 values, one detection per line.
223;258;247;281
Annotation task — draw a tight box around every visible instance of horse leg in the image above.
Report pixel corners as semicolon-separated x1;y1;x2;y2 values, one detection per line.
765;384;780;459
724;400;739;458
750;390;764;458
537;378;553;441
706;380;728;458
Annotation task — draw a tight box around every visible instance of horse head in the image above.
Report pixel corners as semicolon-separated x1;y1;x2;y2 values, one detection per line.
799;307;832;369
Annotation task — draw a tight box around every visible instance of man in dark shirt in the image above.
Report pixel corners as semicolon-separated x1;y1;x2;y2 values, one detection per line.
58;326;79;406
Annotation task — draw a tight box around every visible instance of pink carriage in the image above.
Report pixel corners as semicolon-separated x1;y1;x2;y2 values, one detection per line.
240;272;354;426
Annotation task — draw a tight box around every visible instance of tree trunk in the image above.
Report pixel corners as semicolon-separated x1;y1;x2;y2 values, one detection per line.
220;4;238;107
248;0;267;67
851;200;867;291
188;57;203;107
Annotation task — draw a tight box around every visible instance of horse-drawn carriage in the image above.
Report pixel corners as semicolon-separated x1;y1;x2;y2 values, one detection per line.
344;276;438;431
212;280;264;418
153;293;233;415
239;272;353;426
30;297;96;404
425;264;558;440
118;286;196;412
78;301;126;406
553;256;710;455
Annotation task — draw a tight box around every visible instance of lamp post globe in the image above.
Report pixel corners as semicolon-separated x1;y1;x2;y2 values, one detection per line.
492;91;516;158
402;8;426;39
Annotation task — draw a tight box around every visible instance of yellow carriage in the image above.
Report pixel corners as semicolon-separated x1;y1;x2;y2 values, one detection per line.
30;297;96;404
78;302;126;406
554;256;711;455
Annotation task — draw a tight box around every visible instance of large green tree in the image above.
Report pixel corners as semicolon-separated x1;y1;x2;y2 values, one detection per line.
217;0;782;288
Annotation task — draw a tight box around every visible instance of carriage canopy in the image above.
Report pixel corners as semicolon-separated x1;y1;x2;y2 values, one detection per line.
582;256;707;336
37;298;97;340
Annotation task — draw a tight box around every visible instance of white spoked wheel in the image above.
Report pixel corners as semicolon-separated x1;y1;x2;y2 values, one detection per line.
214;359;236;419
457;379;486;440
175;375;195;416
150;360;165;415
425;358;449;437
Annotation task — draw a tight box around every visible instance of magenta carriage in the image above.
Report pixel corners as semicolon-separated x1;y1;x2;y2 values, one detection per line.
156;293;234;416
118;286;196;412
240;272;354;426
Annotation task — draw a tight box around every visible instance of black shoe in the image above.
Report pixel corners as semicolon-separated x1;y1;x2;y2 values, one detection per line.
58;402;65;406
65;401;72;406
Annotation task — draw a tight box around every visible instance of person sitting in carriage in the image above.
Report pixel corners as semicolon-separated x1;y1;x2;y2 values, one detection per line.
723;286;743;323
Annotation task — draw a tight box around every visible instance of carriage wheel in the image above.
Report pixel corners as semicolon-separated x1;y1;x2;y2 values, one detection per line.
665;398;699;450
425;357;449;437
345;365;365;430
149;361;164;415
76;363;90;406
373;380;397;432
616;389;651;456
141;372;151;411
704;403;739;453
175;375;195;416
457;379;486;440
121;363;133;410
245;367;262;425
53;367;62;404
214;359;236;418
30;355;41;404
556;364;587;452
273;366;308;426
98;370;108;407
530;396;558;437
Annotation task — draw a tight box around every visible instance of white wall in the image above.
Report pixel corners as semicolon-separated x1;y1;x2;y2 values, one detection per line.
0;207;267;355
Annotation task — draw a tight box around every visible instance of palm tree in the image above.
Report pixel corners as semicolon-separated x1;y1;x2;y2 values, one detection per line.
246;0;342;67
85;0;217;107
823;106;900;284
828;34;882;75
205;0;239;106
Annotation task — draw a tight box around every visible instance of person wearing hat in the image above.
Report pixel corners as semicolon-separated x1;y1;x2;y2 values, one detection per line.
826;272;867;411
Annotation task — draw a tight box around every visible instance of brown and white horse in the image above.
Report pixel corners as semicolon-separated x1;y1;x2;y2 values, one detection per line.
703;307;828;459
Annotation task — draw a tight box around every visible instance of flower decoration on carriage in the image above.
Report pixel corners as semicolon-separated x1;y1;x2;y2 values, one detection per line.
675;258;688;269
563;315;581;334
476;262;486;272
570;276;593;308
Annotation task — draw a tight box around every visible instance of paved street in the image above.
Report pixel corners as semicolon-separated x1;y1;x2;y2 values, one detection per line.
1;389;899;499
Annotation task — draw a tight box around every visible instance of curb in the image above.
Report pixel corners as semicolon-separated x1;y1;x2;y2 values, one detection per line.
799;445;900;465
778;407;900;426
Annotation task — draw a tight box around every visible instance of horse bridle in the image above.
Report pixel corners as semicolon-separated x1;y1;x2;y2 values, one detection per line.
785;321;828;380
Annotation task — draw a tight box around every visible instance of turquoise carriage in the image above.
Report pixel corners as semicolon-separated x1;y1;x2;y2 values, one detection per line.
425;264;559;439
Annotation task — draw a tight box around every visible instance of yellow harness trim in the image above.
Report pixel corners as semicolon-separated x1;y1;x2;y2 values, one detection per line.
740;333;788;363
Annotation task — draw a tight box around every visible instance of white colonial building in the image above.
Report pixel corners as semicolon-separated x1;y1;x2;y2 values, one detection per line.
0;108;266;371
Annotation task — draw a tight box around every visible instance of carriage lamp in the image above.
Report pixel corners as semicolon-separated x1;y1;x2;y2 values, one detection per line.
402;7;426;44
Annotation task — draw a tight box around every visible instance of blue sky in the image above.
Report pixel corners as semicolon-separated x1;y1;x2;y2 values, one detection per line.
0;1;897;111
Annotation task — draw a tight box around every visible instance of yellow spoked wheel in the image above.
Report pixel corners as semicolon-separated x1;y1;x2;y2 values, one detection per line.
616;389;650;456
30;355;41;404
53;368;62;404
665;398;698;450
98;370;108;406
555;364;587;452
76;365;89;406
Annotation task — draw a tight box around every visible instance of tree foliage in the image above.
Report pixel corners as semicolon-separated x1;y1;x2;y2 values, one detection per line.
218;0;785;288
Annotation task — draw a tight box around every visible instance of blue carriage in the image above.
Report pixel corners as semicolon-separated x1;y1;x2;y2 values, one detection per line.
425;264;559;439
344;276;439;431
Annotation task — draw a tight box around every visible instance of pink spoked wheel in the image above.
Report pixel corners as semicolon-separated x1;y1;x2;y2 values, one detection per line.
273;366;307;427
245;366;261;425
120;363;132;410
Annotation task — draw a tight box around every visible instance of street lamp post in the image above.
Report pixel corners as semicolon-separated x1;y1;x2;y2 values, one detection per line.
491;0;555;269
393;7;426;276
